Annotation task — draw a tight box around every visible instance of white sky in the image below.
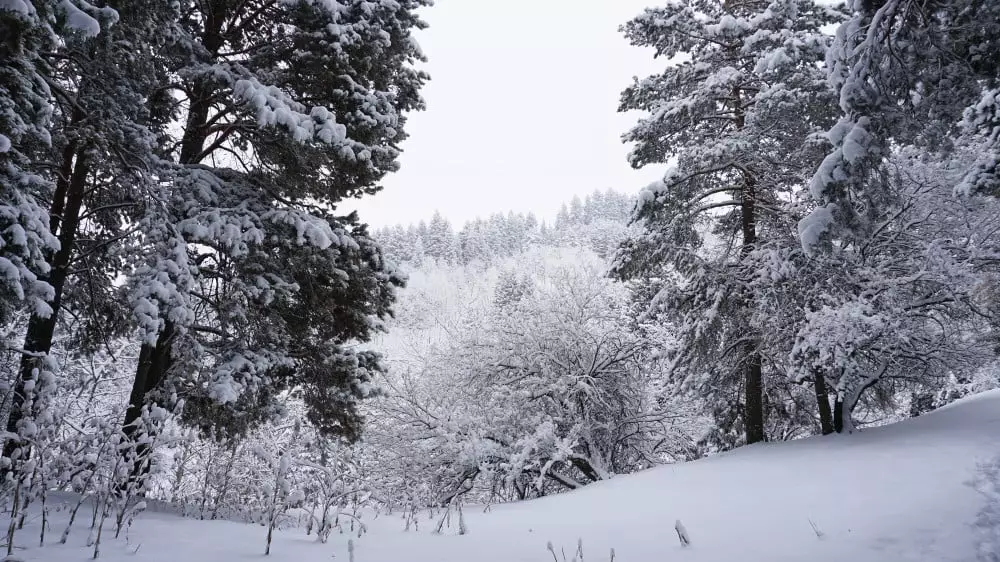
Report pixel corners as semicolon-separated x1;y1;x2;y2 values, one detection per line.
347;0;668;228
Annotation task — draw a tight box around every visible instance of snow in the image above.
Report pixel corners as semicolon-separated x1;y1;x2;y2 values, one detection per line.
60;0;100;36
797;202;836;253
0;134;11;153
18;390;1000;562
841;118;873;164
0;0;32;14
973;457;1000;561
233;78;348;145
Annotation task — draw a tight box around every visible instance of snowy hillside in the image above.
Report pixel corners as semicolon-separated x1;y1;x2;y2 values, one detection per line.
24;390;1000;562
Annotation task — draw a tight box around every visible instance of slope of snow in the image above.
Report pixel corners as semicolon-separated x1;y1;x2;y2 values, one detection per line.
19;390;1000;562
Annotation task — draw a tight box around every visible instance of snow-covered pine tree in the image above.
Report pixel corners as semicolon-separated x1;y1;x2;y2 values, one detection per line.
555;203;570;231
0;2;64;472
501;211;527;255
458;219;491;264
0;2;69;332
456;223;471;263
119;0;427;477
613;0;843;445
962;86;1000;198
426;211;457;263
568;195;584;224
3;0;175;466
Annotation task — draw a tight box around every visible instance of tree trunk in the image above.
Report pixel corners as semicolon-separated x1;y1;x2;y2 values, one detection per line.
119;0;227;484
814;375;835;435
743;341;765;444
120;321;176;485
813;372;834;435
3;143;90;464
833;368;882;434
833;397;845;433
733;83;765;445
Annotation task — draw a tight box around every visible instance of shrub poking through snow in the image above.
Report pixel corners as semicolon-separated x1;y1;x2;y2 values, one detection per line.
544;539;602;562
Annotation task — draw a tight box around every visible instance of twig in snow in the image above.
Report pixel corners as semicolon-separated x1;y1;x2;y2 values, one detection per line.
808;518;825;539
547;541;558;562
675;519;690;547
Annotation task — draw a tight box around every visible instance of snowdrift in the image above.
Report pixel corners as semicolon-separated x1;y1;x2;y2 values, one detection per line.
24;390;1000;562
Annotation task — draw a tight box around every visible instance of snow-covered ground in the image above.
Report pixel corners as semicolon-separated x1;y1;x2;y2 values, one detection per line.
16;391;1000;562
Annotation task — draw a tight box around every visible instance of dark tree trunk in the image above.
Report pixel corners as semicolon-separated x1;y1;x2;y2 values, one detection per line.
119;77;207;480
833;397;845;433
3;143;90;464
813;372;834;435
733;83;765;445
743;341;765;444
120;321;176;484
119;0;228;485
832;371;881;434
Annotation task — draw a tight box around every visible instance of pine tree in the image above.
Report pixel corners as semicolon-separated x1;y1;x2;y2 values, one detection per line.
426;211;456;263
585;190;605;224
119;0;428;477
568;195;584;224
0;1;73;327
1;0;149;467
474;217;491;262
613;0;843;445
790;150;1000;433
555;204;570;231
524;212;539;235
791;0;1000;431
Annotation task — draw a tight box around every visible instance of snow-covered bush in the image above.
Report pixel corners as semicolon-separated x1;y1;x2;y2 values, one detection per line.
368;247;698;504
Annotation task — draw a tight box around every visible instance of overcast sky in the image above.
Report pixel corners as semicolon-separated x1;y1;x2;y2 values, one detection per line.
347;0;668;228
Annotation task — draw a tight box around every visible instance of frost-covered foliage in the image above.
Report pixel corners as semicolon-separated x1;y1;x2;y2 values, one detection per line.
0;0;125;332
367;247;701;505
0;1;428;512
0;1;66;327
961;88;1000;198
803;0;1000;246
2;0;1000;559
163;405;372;536
787;150;1000;432
3;0;176;474
614;0;1000;446
0;334;186;555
